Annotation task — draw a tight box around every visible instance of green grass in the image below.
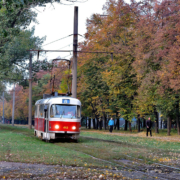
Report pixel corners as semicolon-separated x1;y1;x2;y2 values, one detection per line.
1;124;180;169
0;125;111;168
80;131;180;153
81;126;180;136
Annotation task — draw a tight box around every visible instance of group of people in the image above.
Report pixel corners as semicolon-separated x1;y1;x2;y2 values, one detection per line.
108;117;152;136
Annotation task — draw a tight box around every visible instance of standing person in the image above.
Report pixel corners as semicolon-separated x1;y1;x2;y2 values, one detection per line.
108;117;114;133
146;117;152;136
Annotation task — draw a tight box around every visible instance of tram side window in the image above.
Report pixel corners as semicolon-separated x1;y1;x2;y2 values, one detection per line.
35;105;38;117
39;104;44;118
77;105;81;118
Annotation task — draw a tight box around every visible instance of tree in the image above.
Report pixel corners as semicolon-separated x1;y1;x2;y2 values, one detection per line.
78;54;109;129
0;0;86;84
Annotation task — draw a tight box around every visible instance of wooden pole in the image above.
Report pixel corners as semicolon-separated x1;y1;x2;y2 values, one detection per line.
28;52;32;129
72;6;78;98
12;83;15;126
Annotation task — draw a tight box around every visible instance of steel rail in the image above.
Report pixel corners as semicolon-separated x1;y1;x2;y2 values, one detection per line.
80;136;180;171
54;141;168;180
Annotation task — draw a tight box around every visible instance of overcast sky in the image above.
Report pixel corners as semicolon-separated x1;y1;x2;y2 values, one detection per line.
30;0;108;61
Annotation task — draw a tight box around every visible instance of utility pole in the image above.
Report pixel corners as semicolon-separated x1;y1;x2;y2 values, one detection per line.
28;52;32;129
12;83;15;126
2;91;4;124
72;6;78;98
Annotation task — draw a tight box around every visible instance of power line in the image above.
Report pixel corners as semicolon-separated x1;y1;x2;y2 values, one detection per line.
58;37;84;50
42;34;84;47
42;34;73;47
46;37;84;57
62;54;72;59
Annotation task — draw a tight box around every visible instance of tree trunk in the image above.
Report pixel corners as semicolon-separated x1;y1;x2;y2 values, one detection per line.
140;120;142;128
117;114;120;130
114;118;117;130
176;116;180;135
95;115;99;130
88;118;91;129
119;117;121;130
129;121;132;132
155;111;159;133
93;118;95;129
124;120;128;131
104;115;107;130
167;116;171;136
143;118;146;128
137;115;140;132
155;120;158;133
86;117;88;129
170;118;172;132
114;116;117;130
176;97;180;135
99;118;102;130
96;119;99;130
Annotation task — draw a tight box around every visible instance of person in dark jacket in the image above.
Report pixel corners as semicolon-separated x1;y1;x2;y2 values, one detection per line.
146;117;152;136
108;118;114;133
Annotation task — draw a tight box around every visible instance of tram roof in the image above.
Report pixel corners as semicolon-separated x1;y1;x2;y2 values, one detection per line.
35;96;81;106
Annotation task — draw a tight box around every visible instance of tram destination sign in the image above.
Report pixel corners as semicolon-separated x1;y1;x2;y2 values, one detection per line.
62;99;70;104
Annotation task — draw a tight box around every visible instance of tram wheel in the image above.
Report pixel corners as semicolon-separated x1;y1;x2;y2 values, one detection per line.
46;139;53;143
40;133;43;141
72;139;78;143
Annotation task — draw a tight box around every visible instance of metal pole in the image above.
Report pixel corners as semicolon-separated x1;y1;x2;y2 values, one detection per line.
12;83;15;126
28;52;32;129
2;91;4;124
72;6;78;98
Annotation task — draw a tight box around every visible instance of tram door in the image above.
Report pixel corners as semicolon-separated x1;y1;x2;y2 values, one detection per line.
44;105;49;135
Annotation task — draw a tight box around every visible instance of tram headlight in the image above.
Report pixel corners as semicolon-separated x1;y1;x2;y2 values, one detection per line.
55;125;59;129
72;126;76;130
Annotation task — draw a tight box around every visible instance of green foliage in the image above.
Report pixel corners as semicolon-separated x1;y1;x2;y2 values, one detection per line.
78;56;109;117
0;0;80;84
32;73;51;103
78;0;180;128
59;79;68;93
0;28;45;81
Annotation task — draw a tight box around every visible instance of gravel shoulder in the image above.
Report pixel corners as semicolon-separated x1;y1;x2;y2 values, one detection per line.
1;161;180;179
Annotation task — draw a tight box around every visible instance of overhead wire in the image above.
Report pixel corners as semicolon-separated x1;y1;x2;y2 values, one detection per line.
42;34;73;47
45;36;85;60
46;36;85;53
1;35;85;83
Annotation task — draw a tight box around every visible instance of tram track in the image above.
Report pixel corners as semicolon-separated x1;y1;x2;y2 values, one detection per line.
53;141;176;180
80;135;180;171
2;126;179;179
53;143;168;180
16;129;180;178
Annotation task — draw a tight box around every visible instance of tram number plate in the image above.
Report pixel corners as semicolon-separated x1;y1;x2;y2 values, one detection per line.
62;99;70;104
63;126;68;129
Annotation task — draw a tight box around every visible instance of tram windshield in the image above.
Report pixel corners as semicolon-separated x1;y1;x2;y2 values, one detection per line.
50;104;80;119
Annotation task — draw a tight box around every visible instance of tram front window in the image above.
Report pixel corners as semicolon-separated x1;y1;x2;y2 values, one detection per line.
50;105;80;119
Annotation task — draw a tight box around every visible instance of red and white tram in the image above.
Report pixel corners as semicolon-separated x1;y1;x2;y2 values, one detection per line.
34;96;81;141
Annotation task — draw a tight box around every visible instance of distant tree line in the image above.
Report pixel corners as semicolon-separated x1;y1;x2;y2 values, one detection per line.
77;0;180;136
